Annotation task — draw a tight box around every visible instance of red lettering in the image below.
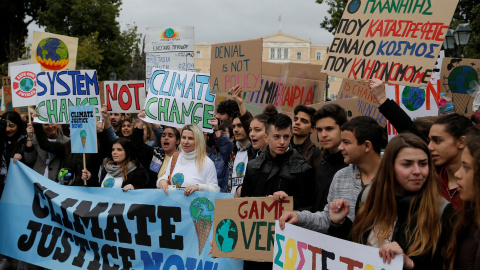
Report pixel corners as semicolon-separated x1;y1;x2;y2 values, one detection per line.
129;83;144;110
238;201;248;219
304;88;314;105
118;85;132;110
366;19;379;37
339;256;363;270
248;201;259;219
308;244;322;270
106;83;118;110
348;58;363;79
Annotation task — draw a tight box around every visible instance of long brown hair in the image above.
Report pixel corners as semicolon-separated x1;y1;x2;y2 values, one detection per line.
102;138;133;181
444;133;480;270
351;133;441;257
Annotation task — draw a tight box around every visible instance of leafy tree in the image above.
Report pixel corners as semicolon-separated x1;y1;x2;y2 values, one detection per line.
316;0;348;34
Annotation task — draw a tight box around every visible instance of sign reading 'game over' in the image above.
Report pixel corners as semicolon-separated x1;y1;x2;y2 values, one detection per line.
323;0;459;87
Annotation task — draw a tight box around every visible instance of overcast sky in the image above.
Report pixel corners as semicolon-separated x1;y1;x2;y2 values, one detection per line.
29;0;334;45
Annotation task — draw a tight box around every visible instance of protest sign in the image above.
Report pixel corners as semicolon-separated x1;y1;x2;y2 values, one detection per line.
1;85;28;113
143;69;215;132
69;106;97;153
145;27;195;86
0;161;243;270
9;64;41;107
31;31;78;71
440;57;480;117
8;59;31;77
337;80;386;126
274;222;403;270
104;81;146;113
212;197;293;262
211;38;262;92
322;0;459;87
35;70;101;123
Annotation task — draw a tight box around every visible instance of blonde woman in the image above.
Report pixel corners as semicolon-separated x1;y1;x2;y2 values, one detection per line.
157;125;219;196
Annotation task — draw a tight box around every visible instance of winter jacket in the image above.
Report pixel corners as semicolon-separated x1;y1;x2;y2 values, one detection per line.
99;162;148;190
207;133;233;192
292;136;319;166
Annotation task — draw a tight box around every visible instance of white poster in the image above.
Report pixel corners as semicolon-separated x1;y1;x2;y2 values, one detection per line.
9;64;41;107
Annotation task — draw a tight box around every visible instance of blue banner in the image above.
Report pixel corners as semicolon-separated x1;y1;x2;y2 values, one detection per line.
0;160;243;269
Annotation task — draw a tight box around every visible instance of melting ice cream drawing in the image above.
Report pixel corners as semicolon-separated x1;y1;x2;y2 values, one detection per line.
80;130;87;148
189;197;215;255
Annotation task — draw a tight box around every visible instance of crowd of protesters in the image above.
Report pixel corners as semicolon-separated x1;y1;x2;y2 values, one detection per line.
1;79;480;270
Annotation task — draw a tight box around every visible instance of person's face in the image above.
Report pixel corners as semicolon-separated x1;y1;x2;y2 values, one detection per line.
215;112;231;124
220;128;233;142
265;126;292;157
125;113;132;119
111;143;126;163
110;113;124;127
394;147;429;196
42;123;58;138
338;130;366;165
316;117;341;153
161;128;179;153
293;111;314;137
232;118;248;142
121;121;133;137
455;147;475;201
5;120;18;138
428;124;462;167
250;119;267;150
181;130;196;152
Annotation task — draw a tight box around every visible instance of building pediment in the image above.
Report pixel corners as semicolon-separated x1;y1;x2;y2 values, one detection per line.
262;30;310;43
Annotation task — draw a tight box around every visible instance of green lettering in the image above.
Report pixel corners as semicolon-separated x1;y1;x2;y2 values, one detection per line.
241;222;256;249
58;99;68;122
36;101;48;122
255;222;266;251
157;98;170;121
191;103;202;125
181;102;194;124
88;98;100;121
46;99;58;123
267;222;276;251
144;98;158;120
422;0;432;15
168;99;181;124
203;105;214;129
274;234;285;268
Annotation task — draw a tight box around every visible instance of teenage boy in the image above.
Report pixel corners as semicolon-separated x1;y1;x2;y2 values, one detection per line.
292;105;318;165
279;116;385;233
215;99;240;125
110;112;125;136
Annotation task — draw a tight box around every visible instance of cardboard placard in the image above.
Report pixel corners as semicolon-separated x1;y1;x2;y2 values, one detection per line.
104;81;146;113
273;222;403;269
2;77;10;87
30;31;78;71
35;70;101;123
212;196;293;262
440;57;480;117
9;64;41;107
211;38;263;92
322;0;459;87
1;85;27;113
69;106;97;153
143;69;215;132
337;80;386;126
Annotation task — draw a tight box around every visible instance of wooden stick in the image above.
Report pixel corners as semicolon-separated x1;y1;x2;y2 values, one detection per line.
28;106;32;124
83;153;87;186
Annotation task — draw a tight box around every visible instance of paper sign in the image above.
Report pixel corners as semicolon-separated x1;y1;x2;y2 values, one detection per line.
212;197;293;262
35;70;101;123
104;81;146;113
0;161;243;270
9;64;41;107
322;0;459;87
7;60;31;77
273;222;403;269
211;38;262;92
143;69;215;132
30;31;78;71
440;57;480;117
69;106;97;153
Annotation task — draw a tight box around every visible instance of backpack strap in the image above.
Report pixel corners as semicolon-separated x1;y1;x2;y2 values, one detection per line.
167;152;180;185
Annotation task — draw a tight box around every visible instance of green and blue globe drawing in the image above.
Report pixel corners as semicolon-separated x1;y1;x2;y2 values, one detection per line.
103;178;115;188
215;219;238;252
19;78;34;92
347;0;361;13
401;86;425;111
165;28;174;38
36;37;69;70
448;65;479;95
236;162;245;177
189;197;215;225
172;173;184;187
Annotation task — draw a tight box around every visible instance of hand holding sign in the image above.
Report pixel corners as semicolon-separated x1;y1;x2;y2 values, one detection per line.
330;198;350;224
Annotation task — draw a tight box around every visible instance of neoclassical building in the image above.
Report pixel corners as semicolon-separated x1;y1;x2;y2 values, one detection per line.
194;30;342;100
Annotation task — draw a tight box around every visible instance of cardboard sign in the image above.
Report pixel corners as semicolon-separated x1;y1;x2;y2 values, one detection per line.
2;76;10;87
440;57;480;117
104;81;146;113
143;69;215;132
322;0;459;87
1;85;28;113
9;64;41;107
30;31;78;71
337;80;386;126
211;38;262;92
69;106;97;153
0;161;243;270
212;196;293;262
274;222;403;269
35;70;101;123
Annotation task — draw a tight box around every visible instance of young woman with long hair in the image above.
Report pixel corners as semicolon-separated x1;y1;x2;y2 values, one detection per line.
444;133;480;270
157;124;219;195
329;133;455;269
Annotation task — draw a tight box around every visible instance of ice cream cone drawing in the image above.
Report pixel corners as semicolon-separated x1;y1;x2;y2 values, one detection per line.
189;197;215;255
80;130;87;148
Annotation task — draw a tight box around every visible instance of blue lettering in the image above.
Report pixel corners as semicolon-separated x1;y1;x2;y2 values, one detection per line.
376;40;388;55
36;72;47;96
85;72;99;95
76;75;86;95
56;71;70;96
196;75;209;101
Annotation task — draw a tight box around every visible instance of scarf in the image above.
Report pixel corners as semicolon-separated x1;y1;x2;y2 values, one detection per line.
104;160;137;178
181;150;196;162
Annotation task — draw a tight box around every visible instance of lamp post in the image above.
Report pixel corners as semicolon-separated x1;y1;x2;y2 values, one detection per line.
109;72;117;81
443;23;472;57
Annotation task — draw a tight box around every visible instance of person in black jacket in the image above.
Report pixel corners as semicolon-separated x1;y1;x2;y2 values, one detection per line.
329;133;455;270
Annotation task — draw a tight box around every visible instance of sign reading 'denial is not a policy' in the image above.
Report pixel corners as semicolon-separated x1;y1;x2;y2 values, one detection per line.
322;0;459;87
34;70;101;124
104;81;146;113
143;69;215;132
210;38;262;92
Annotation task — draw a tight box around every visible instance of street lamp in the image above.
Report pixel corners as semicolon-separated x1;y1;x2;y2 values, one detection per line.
109;72;117;81
443;24;472;57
